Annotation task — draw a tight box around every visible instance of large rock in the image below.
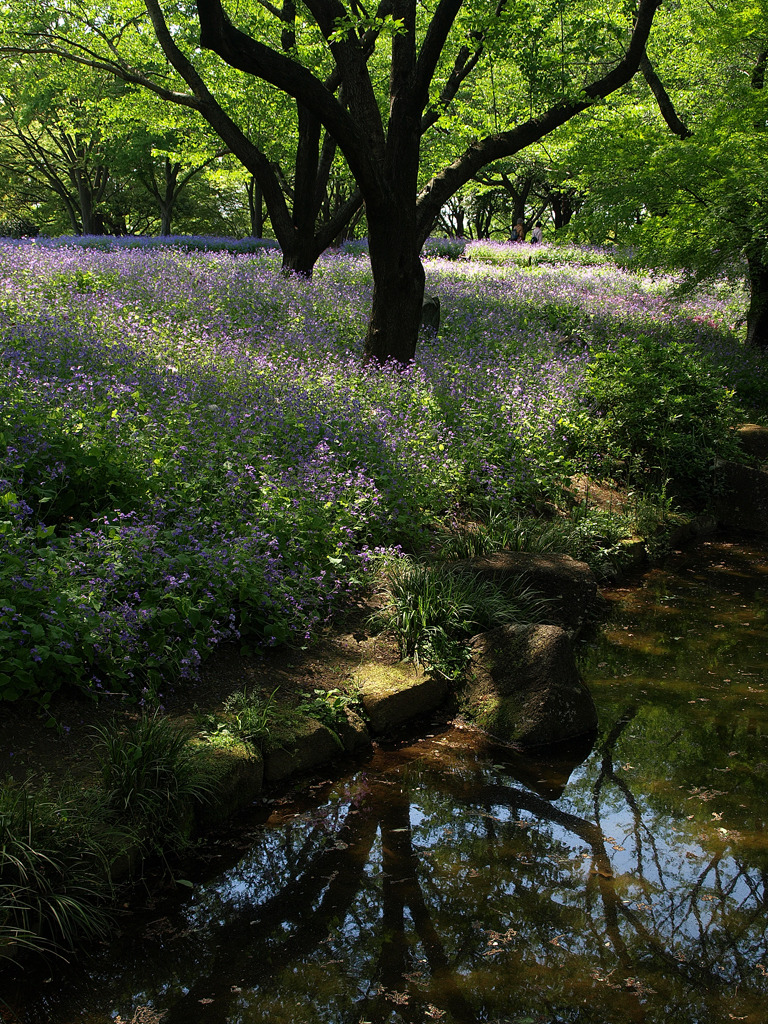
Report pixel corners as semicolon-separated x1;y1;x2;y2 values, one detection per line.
353;662;448;734
714;459;768;533
453;552;602;637
193;743;264;829
464;624;597;749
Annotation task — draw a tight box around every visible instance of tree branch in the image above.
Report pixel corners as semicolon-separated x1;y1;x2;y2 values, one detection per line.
416;0;662;241
640;53;691;138
413;0;464;112
195;0;383;195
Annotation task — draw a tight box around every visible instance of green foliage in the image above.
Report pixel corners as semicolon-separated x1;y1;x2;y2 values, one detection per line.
566;337;742;487
45;269;121;295
0;782;117;962
466;241;612;267
372;556;551;679
93;713;213;855
554;0;768;335
436;485;684;581
217;685;280;750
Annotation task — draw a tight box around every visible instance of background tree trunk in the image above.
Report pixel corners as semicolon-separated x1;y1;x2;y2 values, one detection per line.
247;176;264;237
746;253;768;349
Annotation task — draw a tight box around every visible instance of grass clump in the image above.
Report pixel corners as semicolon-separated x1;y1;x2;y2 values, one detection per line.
371;556;551;679
93;712;213;858
201;684;361;754
435;479;685;581
0;782;120;964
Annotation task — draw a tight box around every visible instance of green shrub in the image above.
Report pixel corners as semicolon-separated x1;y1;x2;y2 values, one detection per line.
567;336;742;487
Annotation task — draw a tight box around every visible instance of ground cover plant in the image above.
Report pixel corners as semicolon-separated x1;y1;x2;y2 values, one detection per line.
0;238;762;711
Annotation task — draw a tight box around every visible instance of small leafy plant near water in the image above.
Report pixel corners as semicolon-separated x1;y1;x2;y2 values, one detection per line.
200;684;361;753
371;556;552;679
295;688;361;748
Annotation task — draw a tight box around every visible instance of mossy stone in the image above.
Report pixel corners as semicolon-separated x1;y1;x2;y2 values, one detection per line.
353;662;448;734
191;741;264;828
263;719;343;783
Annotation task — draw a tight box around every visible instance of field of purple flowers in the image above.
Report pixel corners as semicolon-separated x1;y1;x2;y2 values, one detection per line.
1;238;762;706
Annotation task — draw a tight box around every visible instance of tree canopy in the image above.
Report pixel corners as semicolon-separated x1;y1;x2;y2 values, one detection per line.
4;1;768;352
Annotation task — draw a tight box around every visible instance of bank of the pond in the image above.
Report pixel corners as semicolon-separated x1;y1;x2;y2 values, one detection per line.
3;531;768;1024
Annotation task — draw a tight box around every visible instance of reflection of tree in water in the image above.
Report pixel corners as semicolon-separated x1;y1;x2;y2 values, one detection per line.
12;715;764;1024
131;718;768;1024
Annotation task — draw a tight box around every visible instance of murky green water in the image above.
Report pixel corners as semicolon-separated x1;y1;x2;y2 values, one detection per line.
4;539;768;1024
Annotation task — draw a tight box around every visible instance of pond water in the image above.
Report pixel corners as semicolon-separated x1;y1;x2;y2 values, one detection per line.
4;538;768;1024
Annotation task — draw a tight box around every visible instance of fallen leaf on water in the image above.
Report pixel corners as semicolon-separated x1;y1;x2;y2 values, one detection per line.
383;990;410;1005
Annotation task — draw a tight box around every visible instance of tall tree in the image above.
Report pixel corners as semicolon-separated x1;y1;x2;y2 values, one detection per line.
4;0;661;358
0;55;117;233
101;88;231;234
2;0;365;273
190;0;660;362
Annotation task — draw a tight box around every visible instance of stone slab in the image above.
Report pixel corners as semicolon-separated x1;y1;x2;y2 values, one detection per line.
353;662;448;734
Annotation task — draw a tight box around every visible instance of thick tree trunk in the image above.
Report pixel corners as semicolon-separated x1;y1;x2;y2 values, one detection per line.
746;254;768;349
75;177;100;235
159;205;173;236
364;207;425;365
281;232;323;276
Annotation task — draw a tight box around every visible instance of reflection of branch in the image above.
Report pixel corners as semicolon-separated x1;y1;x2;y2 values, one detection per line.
594;706;668;900
159;802;381;1023
442;769;747;985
